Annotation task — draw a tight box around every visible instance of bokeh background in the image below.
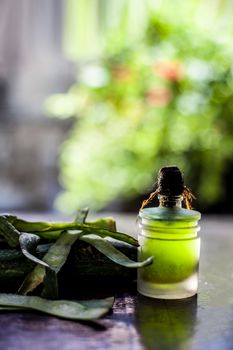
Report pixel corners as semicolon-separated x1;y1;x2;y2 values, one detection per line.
1;0;233;214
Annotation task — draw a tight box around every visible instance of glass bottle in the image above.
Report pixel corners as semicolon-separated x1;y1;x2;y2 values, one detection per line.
137;167;201;299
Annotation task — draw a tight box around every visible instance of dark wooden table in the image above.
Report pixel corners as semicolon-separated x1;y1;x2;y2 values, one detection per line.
0;214;233;350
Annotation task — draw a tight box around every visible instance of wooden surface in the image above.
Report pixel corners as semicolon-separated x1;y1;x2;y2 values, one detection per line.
0;214;233;350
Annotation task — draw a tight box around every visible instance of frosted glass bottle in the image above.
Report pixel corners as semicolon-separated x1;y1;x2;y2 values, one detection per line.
137;197;201;299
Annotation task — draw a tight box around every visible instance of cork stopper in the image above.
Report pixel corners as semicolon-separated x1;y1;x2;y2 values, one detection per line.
140;165;194;209
157;166;184;196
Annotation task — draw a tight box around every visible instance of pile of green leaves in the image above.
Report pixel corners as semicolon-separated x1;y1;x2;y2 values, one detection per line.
0;210;152;320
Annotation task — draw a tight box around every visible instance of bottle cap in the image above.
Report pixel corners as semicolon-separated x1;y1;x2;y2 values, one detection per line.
157;166;184;196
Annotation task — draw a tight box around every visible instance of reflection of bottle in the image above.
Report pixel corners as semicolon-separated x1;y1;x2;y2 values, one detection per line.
138;166;201;299
135;295;197;350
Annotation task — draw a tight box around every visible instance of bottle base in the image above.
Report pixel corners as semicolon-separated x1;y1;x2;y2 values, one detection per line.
137;273;198;300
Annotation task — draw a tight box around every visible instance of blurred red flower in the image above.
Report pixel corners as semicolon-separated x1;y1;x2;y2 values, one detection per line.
154;61;183;81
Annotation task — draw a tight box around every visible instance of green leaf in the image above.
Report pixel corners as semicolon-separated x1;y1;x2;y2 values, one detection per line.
88;228;138;246
75;208;117;234
6;215;138;246
19;231;82;296
36;243;53;254
80;234;153;268
0;297;114;311
0;216;20;247
74;208;89;223
74;208;117;232
42;267;58;299
18;263;45;295
0;306;19;311
0;249;23;261
0;294;113;320
87;217;117;231
0;244;51;262
78;297;114;309
42;231;82;274
19;233;49;268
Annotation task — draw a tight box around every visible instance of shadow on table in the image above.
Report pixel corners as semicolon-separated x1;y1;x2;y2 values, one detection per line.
135;295;197;350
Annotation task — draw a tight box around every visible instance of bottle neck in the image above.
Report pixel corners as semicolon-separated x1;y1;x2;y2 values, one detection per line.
158;195;183;208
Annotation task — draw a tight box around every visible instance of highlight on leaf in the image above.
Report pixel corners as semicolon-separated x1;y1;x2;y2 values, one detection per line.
80;234;153;268
0;294;113;321
19;233;49;268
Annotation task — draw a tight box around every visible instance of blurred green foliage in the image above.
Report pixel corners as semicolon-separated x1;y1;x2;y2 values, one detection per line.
46;3;233;212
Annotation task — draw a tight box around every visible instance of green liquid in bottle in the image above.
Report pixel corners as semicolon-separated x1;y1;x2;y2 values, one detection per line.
137;207;201;299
